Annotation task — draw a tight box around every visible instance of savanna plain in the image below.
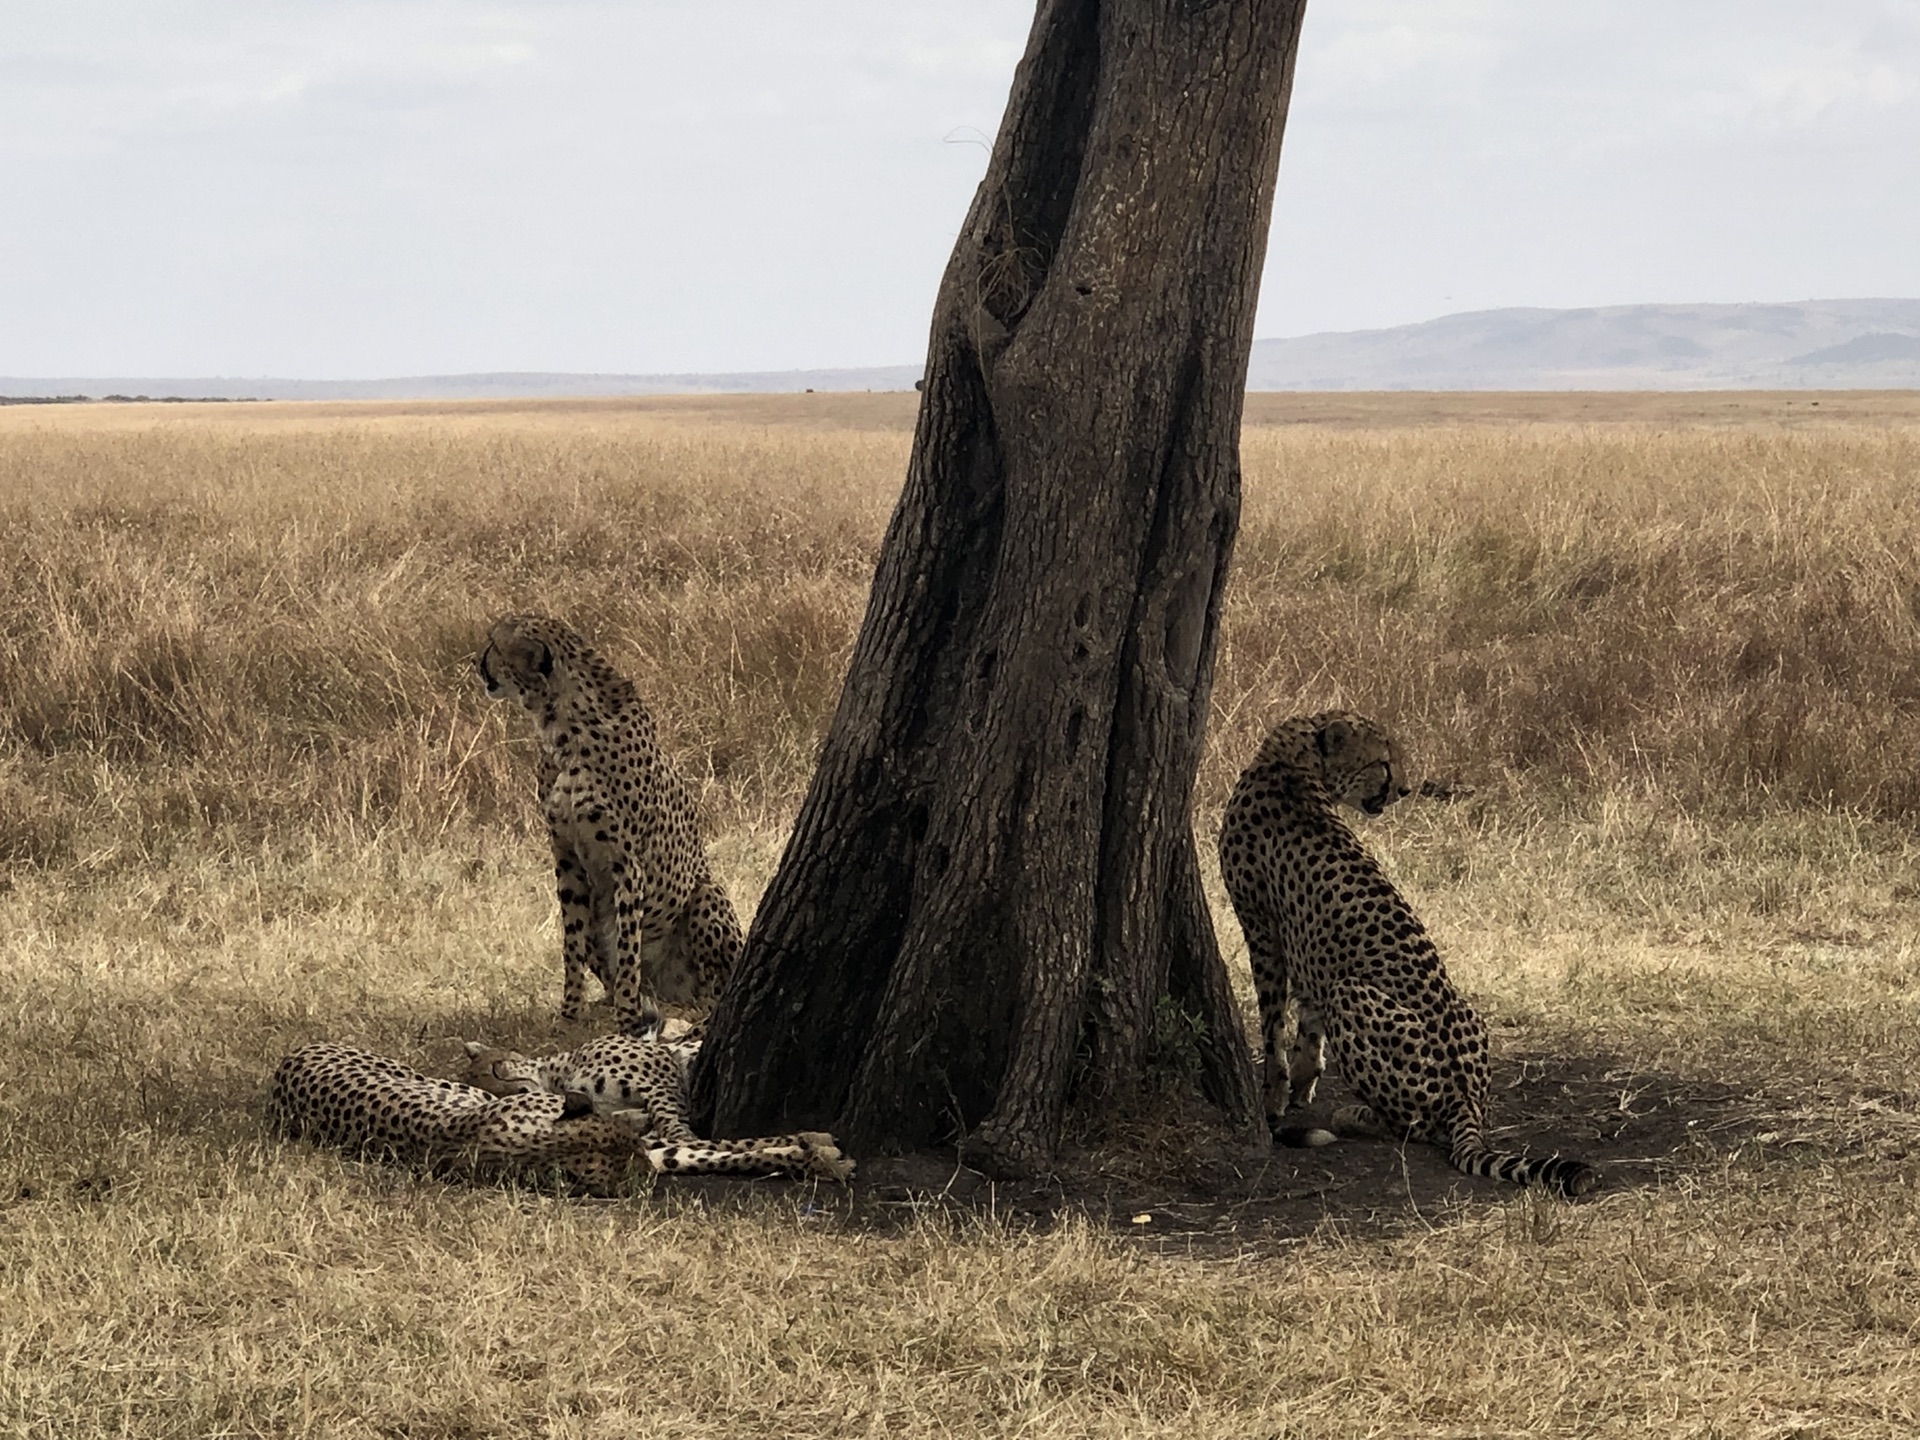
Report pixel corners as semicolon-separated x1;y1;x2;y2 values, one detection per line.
3;390;1919;1437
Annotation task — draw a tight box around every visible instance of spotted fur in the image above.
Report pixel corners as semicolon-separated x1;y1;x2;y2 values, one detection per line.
478;613;742;1031
271;1039;851;1189
267;1041;646;1195
1219;710;1599;1197
462;1034;854;1183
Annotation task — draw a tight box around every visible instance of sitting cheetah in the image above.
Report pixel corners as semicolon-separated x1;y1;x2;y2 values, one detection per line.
1218;710;1599;1197
462;1034;854;1182
268;1041;647;1195
478;613;743;1031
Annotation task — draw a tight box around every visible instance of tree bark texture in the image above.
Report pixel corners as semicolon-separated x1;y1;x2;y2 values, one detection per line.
692;0;1307;1176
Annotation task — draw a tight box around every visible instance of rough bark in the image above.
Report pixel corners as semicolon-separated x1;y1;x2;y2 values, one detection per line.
691;0;1306;1176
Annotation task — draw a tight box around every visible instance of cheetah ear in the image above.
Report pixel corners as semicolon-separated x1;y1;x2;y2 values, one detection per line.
1317;718;1353;755
560;1090;595;1120
462;1041;485;1057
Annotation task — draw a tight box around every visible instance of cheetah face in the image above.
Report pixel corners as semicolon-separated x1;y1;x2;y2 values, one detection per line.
478;617;558;710
1316;715;1411;818
462;1041;544;1096
476;641;518;702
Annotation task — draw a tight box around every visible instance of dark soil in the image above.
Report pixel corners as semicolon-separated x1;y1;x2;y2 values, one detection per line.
841;1053;1765;1247
653;1048;1912;1252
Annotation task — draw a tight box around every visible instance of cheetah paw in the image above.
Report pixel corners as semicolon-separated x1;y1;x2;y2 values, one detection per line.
797;1131;857;1184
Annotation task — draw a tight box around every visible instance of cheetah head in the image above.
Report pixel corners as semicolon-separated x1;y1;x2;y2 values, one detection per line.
462;1040;544;1096
647;1015;703;1056
1314;712;1411;817
477;614;571;710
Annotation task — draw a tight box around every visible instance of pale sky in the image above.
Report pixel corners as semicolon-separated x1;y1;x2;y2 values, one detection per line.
2;1;1916;378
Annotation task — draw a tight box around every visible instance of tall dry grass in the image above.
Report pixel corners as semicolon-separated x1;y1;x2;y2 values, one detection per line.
4;407;1917;875
1215;424;1920;816
0;418;895;869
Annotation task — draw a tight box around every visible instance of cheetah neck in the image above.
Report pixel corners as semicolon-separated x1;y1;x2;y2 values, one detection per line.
1249;719;1320;774
536;684;656;751
1251;753;1337;813
1238;761;1364;860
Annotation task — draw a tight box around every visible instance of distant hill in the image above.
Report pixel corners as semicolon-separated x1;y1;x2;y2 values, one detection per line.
5;300;1916;401
0;365;926;403
1243;298;1920;391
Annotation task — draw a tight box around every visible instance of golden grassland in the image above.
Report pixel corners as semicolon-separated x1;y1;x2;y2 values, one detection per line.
3;393;1919;1436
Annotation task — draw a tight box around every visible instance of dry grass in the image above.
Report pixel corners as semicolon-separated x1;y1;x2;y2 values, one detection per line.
4;393;1920;1436
0;409;896;867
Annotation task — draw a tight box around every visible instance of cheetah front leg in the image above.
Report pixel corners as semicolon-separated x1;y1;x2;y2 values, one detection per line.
603;855;665;1035
552;846;599;1022
677;878;744;1006
647;1133;856;1184
1262;1001;1341;1148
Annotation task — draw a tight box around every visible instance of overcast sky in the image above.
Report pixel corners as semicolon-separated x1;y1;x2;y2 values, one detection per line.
3;1;1916;378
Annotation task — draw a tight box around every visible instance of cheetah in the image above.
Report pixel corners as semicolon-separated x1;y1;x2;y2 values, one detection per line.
478;614;743;1031
270;1040;853;1191
461;1034;855;1182
1218;710;1599;1197
268;1041;648;1195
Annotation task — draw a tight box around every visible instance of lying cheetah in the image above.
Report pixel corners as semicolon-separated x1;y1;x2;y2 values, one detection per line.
271;1040;852;1190
1218;711;1599;1197
268;1041;646;1195
478;614;743;1031
462;1034;854;1182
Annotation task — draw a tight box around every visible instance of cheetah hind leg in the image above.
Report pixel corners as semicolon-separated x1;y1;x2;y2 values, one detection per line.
646;1133;856;1184
1285;982;1454;1150
1271;1002;1338;1149
1316;981;1600;1198
1275;1099;1412;1151
1269;998;1449;1151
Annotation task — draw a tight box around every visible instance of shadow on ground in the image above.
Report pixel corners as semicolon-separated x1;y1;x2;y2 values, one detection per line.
645;1050;1918;1251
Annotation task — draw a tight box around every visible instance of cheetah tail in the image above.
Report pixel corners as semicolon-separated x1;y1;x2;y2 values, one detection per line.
1448;1132;1600;1198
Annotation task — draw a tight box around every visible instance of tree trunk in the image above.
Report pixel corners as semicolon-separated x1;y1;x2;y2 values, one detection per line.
692;0;1307;1176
